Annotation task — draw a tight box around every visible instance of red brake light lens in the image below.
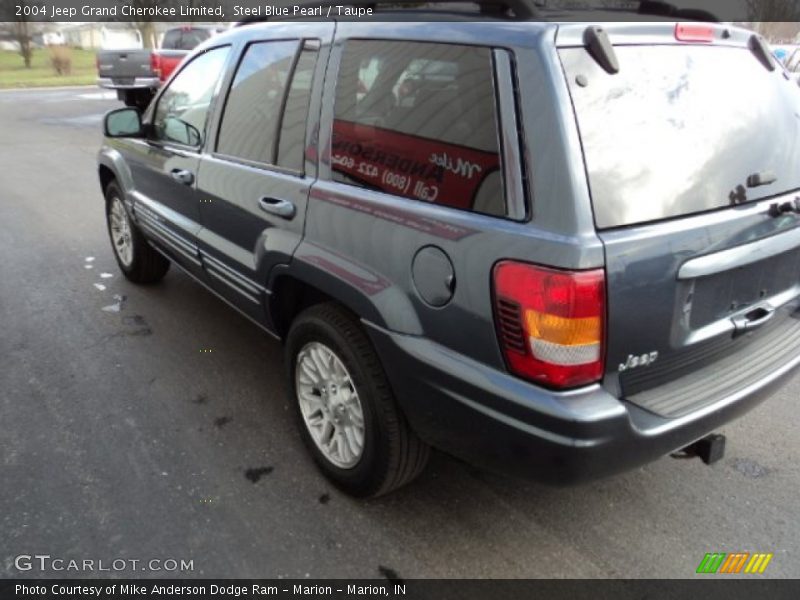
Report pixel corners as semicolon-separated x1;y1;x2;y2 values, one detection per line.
493;261;606;389
675;23;715;43
150;53;161;77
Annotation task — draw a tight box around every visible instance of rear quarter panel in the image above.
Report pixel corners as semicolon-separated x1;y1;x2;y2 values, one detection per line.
292;21;604;370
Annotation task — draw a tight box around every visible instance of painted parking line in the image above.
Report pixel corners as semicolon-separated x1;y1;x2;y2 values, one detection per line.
76;91;117;100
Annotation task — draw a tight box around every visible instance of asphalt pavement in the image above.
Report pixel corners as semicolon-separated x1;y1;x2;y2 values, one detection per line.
0;87;798;579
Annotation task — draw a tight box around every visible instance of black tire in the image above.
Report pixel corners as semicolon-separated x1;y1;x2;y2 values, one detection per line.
286;302;430;497
104;181;170;284
121;89;153;111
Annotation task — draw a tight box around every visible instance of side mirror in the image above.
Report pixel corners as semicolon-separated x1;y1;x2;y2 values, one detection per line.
104;107;143;138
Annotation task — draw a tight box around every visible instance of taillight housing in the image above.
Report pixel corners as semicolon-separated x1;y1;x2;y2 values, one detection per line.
150;53;161;78
493;261;606;389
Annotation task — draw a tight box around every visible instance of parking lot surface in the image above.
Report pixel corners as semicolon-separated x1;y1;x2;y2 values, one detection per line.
1;87;798;578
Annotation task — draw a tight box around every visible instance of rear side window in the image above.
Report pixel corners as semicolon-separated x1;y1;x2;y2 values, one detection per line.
217;40;316;172
332;40;507;217
561;45;800;229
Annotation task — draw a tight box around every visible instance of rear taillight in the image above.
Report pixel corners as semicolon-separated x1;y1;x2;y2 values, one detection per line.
493;261;605;389
675;23;715;43
150;53;161;78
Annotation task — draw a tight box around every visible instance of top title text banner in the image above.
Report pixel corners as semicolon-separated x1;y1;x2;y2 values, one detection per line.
0;0;791;23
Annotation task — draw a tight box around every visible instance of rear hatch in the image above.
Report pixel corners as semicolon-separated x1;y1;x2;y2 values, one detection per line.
97;49;154;84
559;24;800;416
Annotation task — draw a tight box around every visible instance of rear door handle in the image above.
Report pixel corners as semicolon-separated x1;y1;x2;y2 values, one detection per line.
170;168;194;186
258;196;296;219
731;303;775;335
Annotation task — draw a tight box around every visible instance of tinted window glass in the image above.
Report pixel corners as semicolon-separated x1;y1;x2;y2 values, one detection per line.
561;45;800;229
217;41;298;165
161;29;181;49
332;41;506;217
153;46;229;147
277;48;317;171
161;29;211;51
178;29;211;50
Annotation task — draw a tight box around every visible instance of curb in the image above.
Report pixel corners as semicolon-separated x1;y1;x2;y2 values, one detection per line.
0;84;98;92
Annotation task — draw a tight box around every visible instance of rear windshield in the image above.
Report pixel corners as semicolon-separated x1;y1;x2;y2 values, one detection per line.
162;29;211;51
561;45;800;229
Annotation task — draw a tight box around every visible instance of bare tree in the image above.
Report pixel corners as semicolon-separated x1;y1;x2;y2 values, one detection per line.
117;0;165;49
748;21;800;42
119;0;208;50
745;0;800;23
14;19;34;67
0;0;43;68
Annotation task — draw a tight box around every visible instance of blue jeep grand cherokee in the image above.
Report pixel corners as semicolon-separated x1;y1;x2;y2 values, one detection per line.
98;0;800;496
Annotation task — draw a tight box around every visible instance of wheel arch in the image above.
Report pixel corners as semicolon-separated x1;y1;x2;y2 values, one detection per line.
98;164;116;194
267;258;423;341
97;147;135;199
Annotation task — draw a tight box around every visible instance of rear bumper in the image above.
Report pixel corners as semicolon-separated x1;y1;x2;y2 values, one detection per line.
97;77;160;90
366;323;800;484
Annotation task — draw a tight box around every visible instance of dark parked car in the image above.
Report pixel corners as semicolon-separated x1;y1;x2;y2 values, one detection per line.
97;1;800;496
